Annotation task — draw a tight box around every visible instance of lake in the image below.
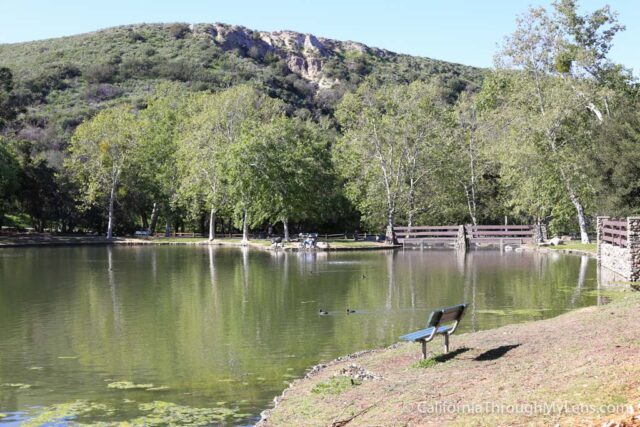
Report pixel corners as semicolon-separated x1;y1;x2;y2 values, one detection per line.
0;246;597;425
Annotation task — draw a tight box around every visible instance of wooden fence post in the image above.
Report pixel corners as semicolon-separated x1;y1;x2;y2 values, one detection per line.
456;225;467;252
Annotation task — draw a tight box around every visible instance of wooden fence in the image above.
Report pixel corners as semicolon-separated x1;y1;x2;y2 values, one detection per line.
601;218;627;248
465;225;535;244
394;224;536;247
394;226;460;245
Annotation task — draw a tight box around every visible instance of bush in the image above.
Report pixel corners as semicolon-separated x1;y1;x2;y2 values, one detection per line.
120;58;157;79
168;24;190;40
84;84;124;102
84;63;118;83
127;30;146;43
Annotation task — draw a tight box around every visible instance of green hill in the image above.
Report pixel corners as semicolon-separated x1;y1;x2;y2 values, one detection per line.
0;22;483;164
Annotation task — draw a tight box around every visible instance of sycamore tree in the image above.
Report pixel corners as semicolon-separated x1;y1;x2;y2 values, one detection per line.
179;85;283;244
135;85;190;235
335;80;446;242
67;106;138;239
177;92;231;241
450;92;496;226
489;0;628;242
240;115;334;241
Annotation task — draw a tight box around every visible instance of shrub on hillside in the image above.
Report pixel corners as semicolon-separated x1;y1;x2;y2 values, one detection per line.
84;63;118;84
168;24;190;40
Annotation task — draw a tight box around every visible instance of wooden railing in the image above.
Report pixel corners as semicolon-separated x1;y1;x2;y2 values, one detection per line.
464;225;535;243
394;226;460;244
394;224;536;247
601;219;627;248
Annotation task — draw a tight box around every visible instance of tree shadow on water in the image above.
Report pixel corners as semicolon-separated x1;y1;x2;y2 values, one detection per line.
474;344;521;361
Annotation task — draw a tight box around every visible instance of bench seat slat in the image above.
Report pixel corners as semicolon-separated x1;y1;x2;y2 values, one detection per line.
399;325;452;342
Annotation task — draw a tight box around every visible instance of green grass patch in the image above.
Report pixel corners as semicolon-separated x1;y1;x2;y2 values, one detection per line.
414;347;471;368
311;376;362;395
2;213;31;229
322;239;388;248
414;356;441;368
547;243;596;253
147;237;208;243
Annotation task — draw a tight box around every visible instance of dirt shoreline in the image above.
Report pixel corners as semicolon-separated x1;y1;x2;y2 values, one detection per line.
259;289;640;426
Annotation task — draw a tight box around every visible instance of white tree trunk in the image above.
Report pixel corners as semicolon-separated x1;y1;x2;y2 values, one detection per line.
208;206;216;241
241;210;249;245
107;182;116;239
571;196;590;244
385;210;396;244
149;203;159;234
283;218;290;242
560;169;590;244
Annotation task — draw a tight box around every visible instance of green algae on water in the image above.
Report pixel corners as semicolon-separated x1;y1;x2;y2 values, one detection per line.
107;381;154;390
1;383;31;389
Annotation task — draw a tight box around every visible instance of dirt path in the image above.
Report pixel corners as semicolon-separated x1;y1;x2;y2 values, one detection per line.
261;291;640;426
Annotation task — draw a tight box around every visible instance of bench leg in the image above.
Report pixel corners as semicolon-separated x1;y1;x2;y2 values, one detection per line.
443;334;450;354
421;340;427;359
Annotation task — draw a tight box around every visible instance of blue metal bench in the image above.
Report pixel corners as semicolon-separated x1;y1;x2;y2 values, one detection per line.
400;303;467;359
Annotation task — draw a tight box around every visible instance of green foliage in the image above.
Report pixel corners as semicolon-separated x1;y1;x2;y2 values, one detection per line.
335;79;454;237
0;139;19;225
0;12;637;237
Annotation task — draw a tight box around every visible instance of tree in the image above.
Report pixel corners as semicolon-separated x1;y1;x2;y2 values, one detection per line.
491;0;628;242
0;67;21;130
178;85;283;244
240;115;334;241
134;84;190;236
67;105;138;239
335;80;446;242
0;139;19;226
177;93;230;241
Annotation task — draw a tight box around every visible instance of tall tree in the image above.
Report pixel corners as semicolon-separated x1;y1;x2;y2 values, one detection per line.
177;93;230;241
67;106;138;239
240;115;334;241
178;85;283;244
135;84;189;235
491;0;628;242
335;80;445;242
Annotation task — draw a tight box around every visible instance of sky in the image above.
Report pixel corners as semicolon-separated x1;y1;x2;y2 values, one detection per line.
0;0;638;75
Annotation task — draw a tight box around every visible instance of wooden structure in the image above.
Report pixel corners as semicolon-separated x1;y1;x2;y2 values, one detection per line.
394;224;535;248
464;225;535;245
600;218;627;248
400;303;467;359
394;226;460;246
597;216;639;282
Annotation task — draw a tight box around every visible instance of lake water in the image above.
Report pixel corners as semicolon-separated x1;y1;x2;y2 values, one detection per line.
0;246;597;425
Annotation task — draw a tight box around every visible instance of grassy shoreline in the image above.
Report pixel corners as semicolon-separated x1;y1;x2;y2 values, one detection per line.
0;234;398;251
259;288;640;426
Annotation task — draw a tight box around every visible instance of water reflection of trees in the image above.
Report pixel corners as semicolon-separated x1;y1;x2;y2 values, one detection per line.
0;247;600;415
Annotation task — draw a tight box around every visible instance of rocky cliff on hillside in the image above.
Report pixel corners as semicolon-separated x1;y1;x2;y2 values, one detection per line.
191;23;394;88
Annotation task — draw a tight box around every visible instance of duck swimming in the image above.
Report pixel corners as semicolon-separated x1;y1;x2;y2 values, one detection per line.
319;309;329;315
346;308;356;314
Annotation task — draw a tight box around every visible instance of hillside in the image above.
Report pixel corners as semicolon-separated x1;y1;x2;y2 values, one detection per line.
0;23;484;165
